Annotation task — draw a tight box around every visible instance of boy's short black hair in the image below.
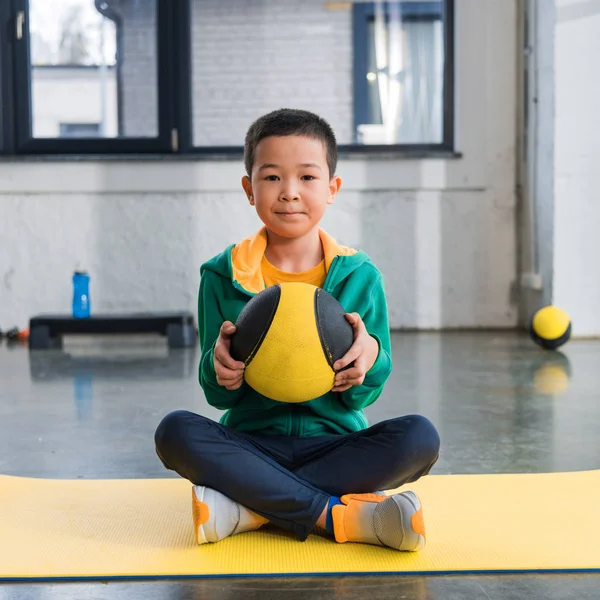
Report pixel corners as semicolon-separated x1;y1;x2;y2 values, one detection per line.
244;108;338;179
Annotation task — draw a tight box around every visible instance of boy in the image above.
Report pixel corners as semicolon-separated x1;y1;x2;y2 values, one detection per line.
155;109;440;551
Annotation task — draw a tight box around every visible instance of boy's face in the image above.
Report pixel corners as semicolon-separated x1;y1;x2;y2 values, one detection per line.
242;135;341;239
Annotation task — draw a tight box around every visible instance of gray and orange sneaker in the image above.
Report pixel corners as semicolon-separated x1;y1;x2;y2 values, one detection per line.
192;486;268;545
331;491;426;551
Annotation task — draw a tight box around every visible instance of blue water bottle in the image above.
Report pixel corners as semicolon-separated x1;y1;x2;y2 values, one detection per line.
72;271;91;318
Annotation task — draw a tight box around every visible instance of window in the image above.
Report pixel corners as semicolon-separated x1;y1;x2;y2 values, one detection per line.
0;0;454;156
354;1;449;145
2;0;170;154
190;0;453;151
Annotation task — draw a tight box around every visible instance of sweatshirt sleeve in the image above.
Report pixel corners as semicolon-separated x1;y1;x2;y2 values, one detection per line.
338;274;392;411
198;270;246;410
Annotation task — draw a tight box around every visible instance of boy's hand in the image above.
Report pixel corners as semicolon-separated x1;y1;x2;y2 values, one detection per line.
214;321;246;390
332;313;379;393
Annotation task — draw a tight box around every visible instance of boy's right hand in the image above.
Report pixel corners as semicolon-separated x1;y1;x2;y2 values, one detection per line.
214;321;246;390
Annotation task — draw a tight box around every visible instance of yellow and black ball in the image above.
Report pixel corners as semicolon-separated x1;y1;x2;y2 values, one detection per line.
230;282;353;403
529;306;571;350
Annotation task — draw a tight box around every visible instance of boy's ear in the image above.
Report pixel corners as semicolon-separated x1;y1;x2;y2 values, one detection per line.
241;176;254;205
328;176;342;205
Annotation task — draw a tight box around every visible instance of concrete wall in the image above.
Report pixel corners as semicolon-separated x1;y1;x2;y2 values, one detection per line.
0;0;519;332
553;0;600;336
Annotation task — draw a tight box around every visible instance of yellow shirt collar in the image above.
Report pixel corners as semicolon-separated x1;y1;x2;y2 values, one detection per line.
231;227;357;294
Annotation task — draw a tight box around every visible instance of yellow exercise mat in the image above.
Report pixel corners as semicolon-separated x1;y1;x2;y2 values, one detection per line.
1;470;599;581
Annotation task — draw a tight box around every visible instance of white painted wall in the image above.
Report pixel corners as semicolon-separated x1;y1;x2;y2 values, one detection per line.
553;0;600;336
0;0;518;332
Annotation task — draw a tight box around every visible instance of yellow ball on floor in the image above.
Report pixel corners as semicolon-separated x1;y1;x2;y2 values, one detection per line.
230;282;354;403
529;306;571;350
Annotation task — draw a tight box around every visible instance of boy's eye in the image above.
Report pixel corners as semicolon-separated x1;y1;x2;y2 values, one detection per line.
302;175;315;181
265;175;279;181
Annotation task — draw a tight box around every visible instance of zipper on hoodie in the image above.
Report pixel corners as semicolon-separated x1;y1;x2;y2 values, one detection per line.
322;256;339;293
232;279;256;297
290;404;300;436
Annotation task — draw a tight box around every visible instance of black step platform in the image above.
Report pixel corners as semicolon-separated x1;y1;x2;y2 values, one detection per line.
28;313;196;350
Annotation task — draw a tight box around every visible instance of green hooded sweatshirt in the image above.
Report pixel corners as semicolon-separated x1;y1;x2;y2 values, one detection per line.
198;227;392;437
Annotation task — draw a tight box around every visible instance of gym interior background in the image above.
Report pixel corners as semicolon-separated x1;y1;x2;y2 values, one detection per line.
1;0;599;598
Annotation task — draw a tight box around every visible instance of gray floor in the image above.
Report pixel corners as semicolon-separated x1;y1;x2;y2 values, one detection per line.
0;331;598;598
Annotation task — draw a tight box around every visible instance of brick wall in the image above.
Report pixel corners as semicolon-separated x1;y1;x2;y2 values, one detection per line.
118;0;158;137
191;0;354;146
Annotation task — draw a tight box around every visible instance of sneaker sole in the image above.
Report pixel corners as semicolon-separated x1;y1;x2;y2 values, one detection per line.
398;491;426;551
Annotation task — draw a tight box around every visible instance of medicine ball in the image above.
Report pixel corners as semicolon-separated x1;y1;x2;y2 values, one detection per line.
230;282;354;403
529;306;571;350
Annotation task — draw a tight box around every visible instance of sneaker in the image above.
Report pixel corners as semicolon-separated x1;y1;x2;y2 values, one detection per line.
192;486;268;545
331;491;425;551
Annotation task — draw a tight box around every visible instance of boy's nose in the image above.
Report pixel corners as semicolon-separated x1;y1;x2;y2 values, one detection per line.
279;183;300;202
279;189;300;202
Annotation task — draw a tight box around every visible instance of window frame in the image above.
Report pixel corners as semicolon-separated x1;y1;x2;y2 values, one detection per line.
0;0;455;157
351;0;454;152
6;0;177;154
0;1;16;153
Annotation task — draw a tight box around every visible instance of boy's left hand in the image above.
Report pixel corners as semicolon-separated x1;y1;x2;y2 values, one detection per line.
332;313;379;393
